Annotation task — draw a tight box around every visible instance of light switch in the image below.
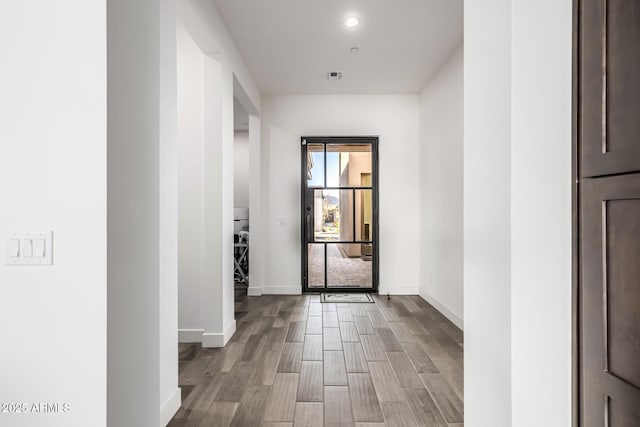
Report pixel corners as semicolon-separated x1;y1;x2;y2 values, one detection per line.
6;230;53;265
9;239;20;257
22;239;33;257
34;239;46;257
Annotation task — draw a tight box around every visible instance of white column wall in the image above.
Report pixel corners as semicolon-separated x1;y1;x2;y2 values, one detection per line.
510;1;572;425
159;0;181;422
220;59;236;338
177;24;206;341
0;2;107;426
464;0;573;425
107;0;165;425
464;0;512;425
200;54;236;346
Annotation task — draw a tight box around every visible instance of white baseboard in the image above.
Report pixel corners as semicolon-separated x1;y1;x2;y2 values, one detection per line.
258;286;416;296
261;286;302;295
418;289;464;330
247;286;263;296
178;328;204;343
377;286;419;296
202;320;237;348
160;387;181;427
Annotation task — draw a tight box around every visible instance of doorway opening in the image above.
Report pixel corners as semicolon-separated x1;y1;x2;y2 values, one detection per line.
301;137;379;293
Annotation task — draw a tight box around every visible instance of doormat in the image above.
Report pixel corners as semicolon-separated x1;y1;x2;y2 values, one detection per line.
321;293;374;303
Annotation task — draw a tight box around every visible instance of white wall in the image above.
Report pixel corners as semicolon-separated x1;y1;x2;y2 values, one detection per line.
465;1;573;426
248;115;264;296
159;0;180;423
418;45;464;329
0;2;106;426
178;0;260;115
234;131;250;208
510;1;572;425
261;95;420;295
177;22;234;346
464;0;512;425
177;23;206;341
202;54;235;347
2;2;180;426
108;0;177;425
177;0;261;345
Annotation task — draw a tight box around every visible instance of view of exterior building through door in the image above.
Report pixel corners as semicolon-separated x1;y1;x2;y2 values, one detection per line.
301;137;379;292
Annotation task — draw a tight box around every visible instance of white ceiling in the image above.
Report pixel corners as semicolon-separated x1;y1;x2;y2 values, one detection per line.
212;0;463;94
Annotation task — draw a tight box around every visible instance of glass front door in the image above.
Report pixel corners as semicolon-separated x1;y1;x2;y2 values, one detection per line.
301;137;378;292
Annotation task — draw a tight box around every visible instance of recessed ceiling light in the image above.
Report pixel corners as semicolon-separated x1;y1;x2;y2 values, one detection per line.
344;16;359;28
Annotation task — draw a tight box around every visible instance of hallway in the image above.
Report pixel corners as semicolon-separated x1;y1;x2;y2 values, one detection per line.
0;0;579;425
170;291;463;426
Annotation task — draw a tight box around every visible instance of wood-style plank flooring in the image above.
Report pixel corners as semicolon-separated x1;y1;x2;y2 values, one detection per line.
169;291;463;426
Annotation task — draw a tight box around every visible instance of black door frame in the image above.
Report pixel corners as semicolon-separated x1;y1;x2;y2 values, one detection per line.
300;136;379;293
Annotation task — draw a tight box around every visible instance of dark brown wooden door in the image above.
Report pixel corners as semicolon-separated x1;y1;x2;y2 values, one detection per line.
577;0;640;425
580;176;640;425
580;0;640;177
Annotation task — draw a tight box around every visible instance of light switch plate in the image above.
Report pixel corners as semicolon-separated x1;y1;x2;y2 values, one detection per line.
8;239;20;257
6;230;53;265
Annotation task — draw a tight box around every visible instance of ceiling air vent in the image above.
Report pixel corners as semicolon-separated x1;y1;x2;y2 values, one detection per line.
325;71;343;81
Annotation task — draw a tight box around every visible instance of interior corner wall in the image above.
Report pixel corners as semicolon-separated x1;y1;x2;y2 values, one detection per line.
261;95;420;295
0;2;107;426
234;131;250;208
418;44;464;329
464;0;512;425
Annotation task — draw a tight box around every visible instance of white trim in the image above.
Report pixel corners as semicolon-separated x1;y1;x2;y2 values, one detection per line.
247;286;263;296
260;286;419;296
418;289;464;330
261;286;302;295
178;328;204;343
160;387;181;427
377;286;419;296
202;320;237;348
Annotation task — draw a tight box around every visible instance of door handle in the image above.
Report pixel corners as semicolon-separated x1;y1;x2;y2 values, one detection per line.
306;213;312;242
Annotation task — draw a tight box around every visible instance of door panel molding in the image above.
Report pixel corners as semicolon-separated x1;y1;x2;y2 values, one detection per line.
580;0;640;177
580;175;640;425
